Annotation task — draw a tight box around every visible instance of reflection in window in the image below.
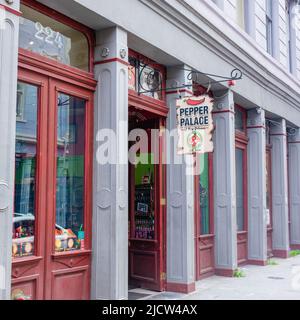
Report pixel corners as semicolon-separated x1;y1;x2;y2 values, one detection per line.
13;82;38;258
236;148;245;231
200;154;210;235
55;93;85;252
235;108;244;131
19;4;89;71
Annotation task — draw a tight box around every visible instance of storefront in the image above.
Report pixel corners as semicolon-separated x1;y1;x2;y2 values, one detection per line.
11;0;96;300
0;0;299;301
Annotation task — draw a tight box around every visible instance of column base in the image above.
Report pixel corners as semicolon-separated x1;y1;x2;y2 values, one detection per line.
165;282;195;294
247;259;267;266
290;244;300;250
273;249;289;259
215;268;235;277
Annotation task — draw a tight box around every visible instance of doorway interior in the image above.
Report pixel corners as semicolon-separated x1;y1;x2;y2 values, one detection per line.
128;106;166;292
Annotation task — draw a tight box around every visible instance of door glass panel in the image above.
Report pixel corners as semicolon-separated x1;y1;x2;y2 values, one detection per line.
236;148;245;231
55;93;85;252
199;153;210;235
13;82;38;258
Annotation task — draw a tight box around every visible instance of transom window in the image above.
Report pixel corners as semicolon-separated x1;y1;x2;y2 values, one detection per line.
19;3;90;71
128;53;164;101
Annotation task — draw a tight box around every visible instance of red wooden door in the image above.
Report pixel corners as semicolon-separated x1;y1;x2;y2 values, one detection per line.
195;153;215;280
128;117;166;291
12;68;93;300
12;68;49;300
235;141;248;265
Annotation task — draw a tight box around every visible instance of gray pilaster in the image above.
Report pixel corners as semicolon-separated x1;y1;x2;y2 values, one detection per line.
270;119;290;258
213;90;237;275
0;0;20;300
288;129;300;249
92;27;128;300
247;109;268;264
166;66;195;293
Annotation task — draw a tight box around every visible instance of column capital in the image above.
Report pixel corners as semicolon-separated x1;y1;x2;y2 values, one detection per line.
94;27;128;65
288;128;300;143
212;90;234;113
247;108;266;128
166;65;193;96
0;0;20;14
270;119;286;135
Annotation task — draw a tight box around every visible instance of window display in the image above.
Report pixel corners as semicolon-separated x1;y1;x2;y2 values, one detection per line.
13;82;38;258
55;93;86;252
133;157;155;240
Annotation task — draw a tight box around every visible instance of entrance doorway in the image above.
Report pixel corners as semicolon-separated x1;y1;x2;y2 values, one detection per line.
235;105;248;265
128;107;166;291
11;63;94;300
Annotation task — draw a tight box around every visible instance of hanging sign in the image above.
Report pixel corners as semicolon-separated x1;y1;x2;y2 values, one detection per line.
177;95;214;154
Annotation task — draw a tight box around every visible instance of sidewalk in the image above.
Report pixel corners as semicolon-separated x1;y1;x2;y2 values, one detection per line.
139;255;300;300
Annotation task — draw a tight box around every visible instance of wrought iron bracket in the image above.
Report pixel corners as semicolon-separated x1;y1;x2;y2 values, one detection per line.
136;62;243;95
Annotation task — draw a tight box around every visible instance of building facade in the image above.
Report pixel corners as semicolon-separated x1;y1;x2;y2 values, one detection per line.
0;0;300;300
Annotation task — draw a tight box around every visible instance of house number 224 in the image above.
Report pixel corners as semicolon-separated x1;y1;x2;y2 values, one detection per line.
34;22;64;49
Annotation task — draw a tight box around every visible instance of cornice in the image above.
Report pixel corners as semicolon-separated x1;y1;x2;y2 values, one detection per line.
140;0;300;113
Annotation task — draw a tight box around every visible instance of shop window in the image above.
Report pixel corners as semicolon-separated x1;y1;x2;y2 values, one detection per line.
199;153;210;235
13;82;38;258
128;54;164;100
55;94;86;252
235;108;245;131
235;148;245;231
19;4;89;71
235;105;247;133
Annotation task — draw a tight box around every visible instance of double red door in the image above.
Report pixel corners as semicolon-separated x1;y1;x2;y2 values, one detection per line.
235;140;248;265
11;65;93;300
